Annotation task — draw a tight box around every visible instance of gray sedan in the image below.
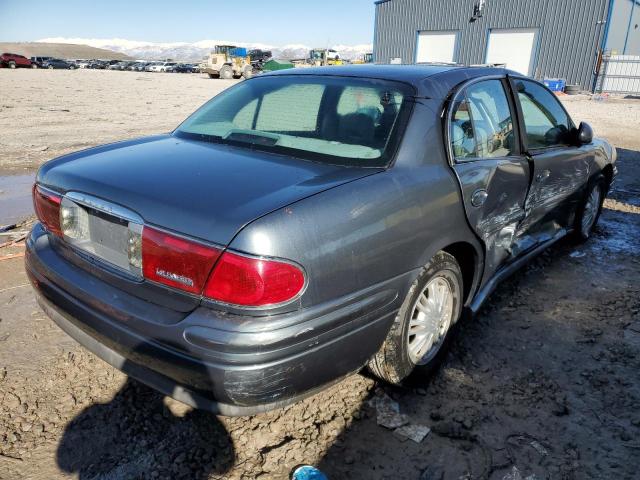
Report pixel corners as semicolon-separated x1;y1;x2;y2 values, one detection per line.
26;65;616;415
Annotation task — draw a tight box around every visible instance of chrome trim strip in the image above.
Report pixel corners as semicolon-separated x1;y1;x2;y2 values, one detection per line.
64;191;144;225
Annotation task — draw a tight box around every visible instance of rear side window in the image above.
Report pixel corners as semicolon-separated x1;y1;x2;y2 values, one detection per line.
514;79;572;149
450;79;516;160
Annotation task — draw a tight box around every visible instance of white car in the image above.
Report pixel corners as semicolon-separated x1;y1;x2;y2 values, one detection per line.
149;62;177;72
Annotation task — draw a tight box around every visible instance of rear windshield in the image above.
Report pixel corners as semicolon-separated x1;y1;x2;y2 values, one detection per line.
175;75;412;167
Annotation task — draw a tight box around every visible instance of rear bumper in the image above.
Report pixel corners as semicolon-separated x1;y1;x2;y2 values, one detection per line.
26;224;401;415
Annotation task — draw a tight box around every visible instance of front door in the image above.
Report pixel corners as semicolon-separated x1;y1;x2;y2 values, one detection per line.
450;78;531;276
511;78;591;238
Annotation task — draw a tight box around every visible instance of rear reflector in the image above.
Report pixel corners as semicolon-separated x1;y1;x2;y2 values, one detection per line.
204;251;305;306
33;185;62;236
142;226;222;295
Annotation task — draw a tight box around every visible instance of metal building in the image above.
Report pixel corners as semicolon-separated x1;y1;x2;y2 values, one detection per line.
373;0;630;90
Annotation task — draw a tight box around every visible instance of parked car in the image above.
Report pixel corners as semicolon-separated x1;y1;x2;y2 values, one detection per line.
128;62;147;71
42;58;75;69
173;63;194;73
30;56;53;68
1;53;33;68
76;60;92;69
148;61;177;72
107;61;128;70
144;62;161;72
27;65;616;415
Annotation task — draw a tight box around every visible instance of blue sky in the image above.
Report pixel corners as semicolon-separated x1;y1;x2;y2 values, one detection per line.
0;0;376;45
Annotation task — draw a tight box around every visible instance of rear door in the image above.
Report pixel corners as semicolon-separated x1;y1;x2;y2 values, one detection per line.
510;78;590;238
449;77;531;275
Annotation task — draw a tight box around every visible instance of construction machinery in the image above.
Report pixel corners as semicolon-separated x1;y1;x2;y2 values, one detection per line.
203;45;254;79
307;48;343;66
352;53;374;64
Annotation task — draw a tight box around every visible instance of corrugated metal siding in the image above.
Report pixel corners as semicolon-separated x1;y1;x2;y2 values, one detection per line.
374;0;611;89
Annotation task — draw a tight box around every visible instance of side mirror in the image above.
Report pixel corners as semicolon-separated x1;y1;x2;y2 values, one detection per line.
577;121;593;145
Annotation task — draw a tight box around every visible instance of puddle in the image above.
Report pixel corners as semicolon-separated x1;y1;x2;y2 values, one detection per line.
591;215;639;254
0;173;35;227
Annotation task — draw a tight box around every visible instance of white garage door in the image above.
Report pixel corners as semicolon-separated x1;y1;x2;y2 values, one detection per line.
416;31;458;63
485;28;538;75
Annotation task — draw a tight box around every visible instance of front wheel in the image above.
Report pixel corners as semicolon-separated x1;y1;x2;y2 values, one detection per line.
31;63;37;69
219;65;233;80
368;251;463;384
573;175;605;241
48;65;54;69
8;61;16;69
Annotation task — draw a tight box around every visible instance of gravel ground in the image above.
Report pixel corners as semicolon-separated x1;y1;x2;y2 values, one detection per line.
0;69;639;479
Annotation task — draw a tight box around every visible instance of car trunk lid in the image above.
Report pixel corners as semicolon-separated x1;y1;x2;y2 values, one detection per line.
38;135;381;246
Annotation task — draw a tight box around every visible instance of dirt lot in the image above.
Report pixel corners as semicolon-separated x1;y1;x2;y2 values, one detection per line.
0;69;639;480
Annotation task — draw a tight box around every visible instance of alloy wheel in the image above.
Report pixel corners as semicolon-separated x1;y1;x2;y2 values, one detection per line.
581;184;602;235
407;276;454;365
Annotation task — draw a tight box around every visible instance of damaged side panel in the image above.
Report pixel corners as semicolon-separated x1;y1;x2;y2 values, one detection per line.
453;158;530;277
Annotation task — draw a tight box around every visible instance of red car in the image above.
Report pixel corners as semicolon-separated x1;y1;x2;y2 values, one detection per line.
0;53;34;69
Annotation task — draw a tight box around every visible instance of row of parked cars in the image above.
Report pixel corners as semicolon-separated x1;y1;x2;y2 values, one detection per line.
0;53;201;73
103;60;201;73
0;53;78;69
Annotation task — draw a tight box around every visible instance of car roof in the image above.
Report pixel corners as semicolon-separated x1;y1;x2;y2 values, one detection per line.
264;64;519;86
261;63;520;94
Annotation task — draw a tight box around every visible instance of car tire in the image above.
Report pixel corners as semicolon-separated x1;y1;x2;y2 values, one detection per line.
368;251;463;384
220;65;233;80
573;174;606;242
31;63;37;69
8;61;16;69
48;65;54;69
242;66;253;79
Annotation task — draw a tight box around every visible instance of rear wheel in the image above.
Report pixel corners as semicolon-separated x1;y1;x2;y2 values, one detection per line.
31;63;37;69
8;61;16;69
368;251;463;384
573;175;605;241
48;65;54;69
219;65;233;80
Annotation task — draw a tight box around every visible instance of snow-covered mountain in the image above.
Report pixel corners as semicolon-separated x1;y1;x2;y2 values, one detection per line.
37;37;372;61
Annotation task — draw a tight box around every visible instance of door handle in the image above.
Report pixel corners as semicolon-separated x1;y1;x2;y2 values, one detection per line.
536;169;550;182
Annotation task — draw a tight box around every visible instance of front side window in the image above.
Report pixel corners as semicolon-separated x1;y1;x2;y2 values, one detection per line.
450;79;516;160
514;79;572;150
175;76;411;167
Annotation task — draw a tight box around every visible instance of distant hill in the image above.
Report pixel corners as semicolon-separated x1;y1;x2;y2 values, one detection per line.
0;42;131;60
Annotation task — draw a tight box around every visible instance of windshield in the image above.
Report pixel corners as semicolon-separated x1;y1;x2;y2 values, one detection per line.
174;75;412;167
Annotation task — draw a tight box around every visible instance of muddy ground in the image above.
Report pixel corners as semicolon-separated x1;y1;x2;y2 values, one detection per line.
0;70;639;479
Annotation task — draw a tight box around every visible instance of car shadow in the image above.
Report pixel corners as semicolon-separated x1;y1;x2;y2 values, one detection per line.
56;345;235;479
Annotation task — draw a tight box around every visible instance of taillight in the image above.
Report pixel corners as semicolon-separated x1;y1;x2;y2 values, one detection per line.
142;227;222;294
33;184;62;236
203;251;305;307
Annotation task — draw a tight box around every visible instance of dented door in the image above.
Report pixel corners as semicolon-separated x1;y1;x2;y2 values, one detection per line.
511;78;590;237
449;78;532;276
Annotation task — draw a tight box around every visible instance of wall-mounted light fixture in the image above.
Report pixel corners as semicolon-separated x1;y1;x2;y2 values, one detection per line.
471;0;486;22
